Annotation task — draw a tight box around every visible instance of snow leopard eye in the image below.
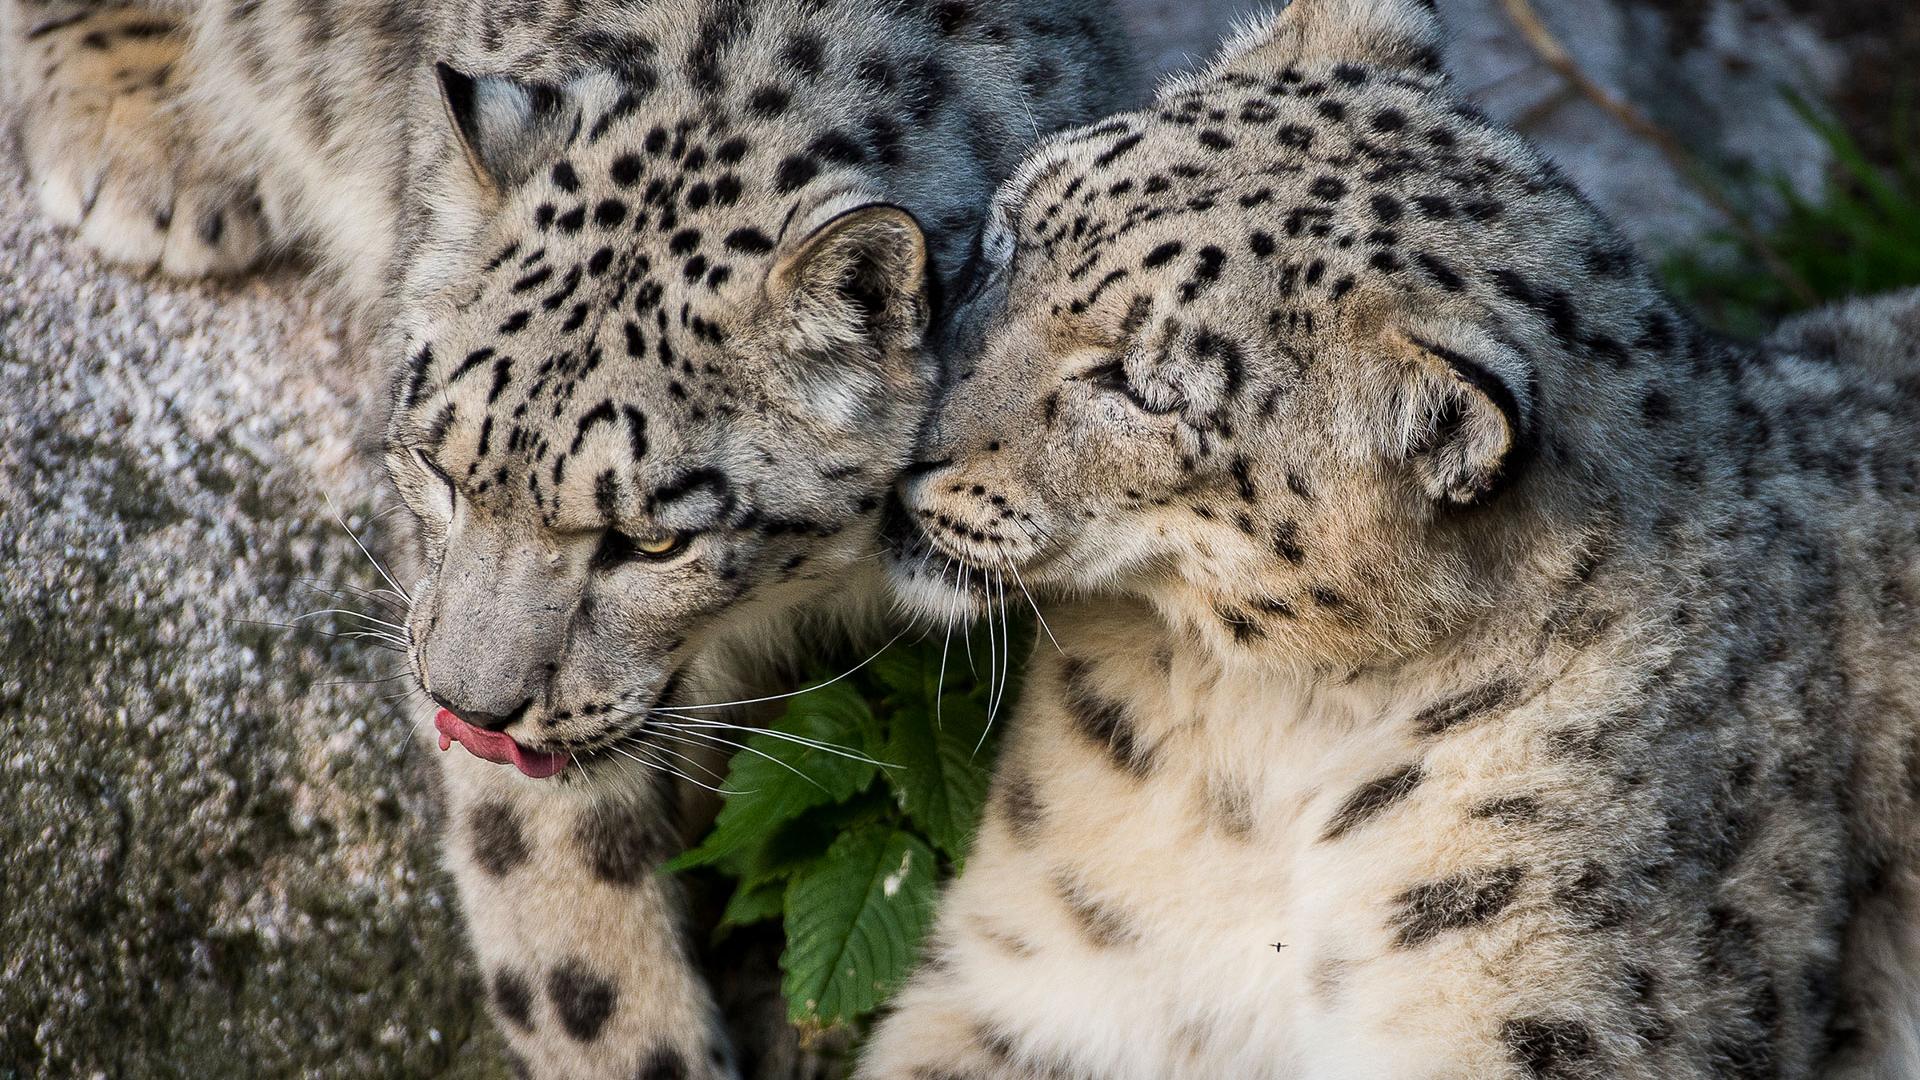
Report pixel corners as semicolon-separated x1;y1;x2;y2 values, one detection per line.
409;446;451;486
408;446;456;521
1078;356;1181;416
593;529;693;569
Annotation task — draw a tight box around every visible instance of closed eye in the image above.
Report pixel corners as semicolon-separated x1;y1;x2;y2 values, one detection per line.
407;446;457;523
949;227;997;308
1078;358;1181;415
410;446;454;491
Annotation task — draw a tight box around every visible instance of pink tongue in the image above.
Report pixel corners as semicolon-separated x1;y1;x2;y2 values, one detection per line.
434;708;570;779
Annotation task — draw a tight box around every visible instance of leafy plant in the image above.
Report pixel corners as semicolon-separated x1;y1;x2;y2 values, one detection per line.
1665;90;1920;336
669;622;1028;1038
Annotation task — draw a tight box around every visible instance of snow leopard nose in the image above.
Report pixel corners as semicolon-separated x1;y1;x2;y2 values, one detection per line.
430;692;532;733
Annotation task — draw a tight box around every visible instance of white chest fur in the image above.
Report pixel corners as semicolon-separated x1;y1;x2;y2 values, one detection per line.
938;603;1451;1079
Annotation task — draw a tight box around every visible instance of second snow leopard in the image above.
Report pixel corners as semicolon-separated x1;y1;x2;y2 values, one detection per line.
873;0;1920;1077
4;0;1130;1076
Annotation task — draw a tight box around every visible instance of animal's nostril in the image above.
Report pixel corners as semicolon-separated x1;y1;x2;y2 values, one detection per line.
462;709;513;731
431;693;532;732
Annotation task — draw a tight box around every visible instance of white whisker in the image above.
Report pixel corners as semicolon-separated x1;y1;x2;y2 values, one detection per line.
664;625;912;712
960;564;979;677
298;578;407;615
293;608;410;634
608;744;732;794
978;571;1013;756
644;741;731;785
936;558;956;730
654;712;895;769
620;738;712;785
323;493;412;605
1007;597;1021;701
648;726;831;793
1005;557;1062;654
990;572;1006;722
334;629;411;648
233;617;407;652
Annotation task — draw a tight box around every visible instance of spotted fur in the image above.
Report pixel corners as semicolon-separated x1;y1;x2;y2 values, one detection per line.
5;1;1129;1076
868;2;1920;1077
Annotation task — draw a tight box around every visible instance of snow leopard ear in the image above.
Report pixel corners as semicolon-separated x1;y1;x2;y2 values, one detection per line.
436;63;574;193
1386;320;1536;506
1212;0;1445;79
768;202;931;364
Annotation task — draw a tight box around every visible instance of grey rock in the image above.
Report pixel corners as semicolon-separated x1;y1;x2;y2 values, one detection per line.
1123;0;1893;256
0;169;506;1077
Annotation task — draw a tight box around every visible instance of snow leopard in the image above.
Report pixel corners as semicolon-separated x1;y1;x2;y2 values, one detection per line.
869;1;1920;1077
3;1;1131;1076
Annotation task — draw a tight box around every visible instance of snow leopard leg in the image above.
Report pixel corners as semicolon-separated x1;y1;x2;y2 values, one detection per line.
437;750;744;1080
3;0;274;276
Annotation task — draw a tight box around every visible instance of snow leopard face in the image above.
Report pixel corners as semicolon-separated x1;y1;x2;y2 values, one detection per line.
387;61;936;774
886;0;1665;669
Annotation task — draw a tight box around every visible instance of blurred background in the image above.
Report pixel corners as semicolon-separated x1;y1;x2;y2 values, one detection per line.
2;0;1916;1076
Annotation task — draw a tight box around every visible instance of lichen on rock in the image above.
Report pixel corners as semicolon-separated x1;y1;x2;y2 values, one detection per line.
0;169;506;1079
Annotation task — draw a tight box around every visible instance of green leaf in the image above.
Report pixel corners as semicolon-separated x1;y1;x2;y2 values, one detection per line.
781;824;937;1027
872;644;942;703
715;877;785;940
883;691;995;862
876;621;1027;709
667;682;879;871
731;794;890;891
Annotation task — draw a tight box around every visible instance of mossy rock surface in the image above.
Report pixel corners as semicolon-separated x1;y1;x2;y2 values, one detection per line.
0;172;505;1080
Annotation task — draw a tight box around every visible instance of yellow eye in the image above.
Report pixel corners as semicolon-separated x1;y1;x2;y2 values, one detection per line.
634;533;685;557
595;530;692;568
